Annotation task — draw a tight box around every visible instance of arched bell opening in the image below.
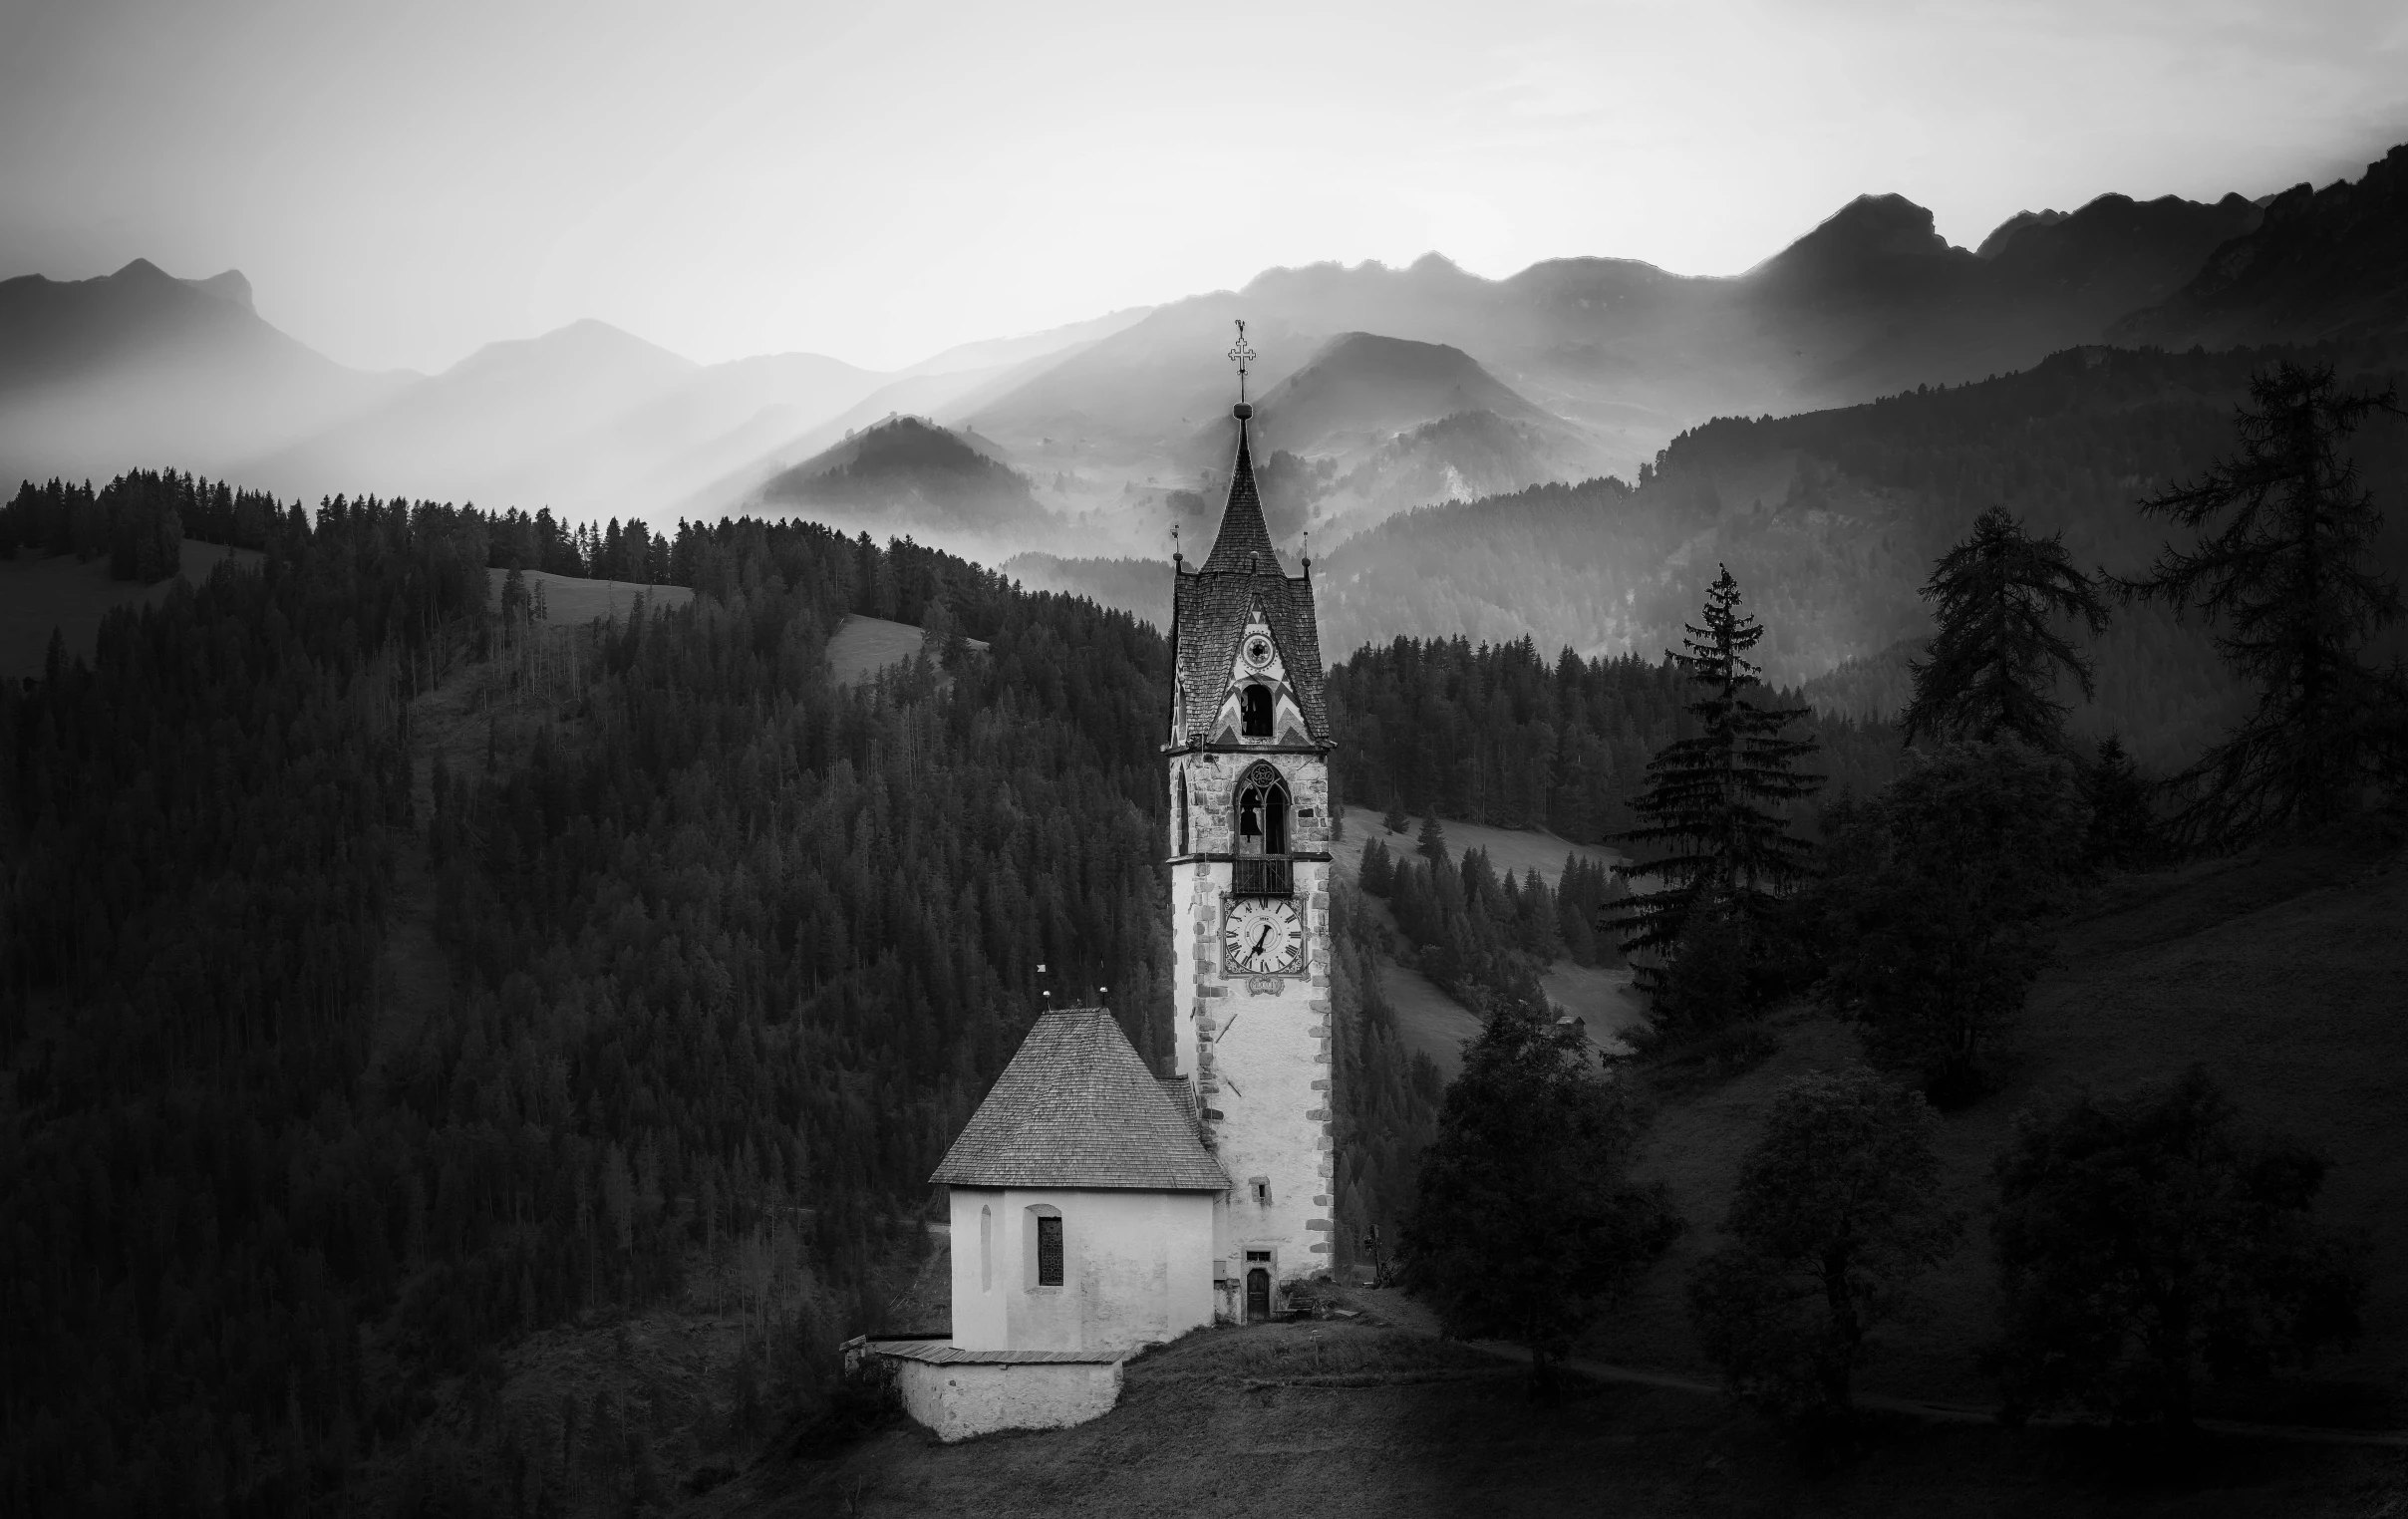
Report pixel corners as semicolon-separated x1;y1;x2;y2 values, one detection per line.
1240;683;1275;739
1234;762;1290;857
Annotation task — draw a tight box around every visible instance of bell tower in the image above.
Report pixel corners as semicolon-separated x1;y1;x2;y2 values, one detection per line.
1166;321;1338;1323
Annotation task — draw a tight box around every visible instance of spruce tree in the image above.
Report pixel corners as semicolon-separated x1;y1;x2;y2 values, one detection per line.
2116;362;2407;842
1901;505;2110;752
1414;812;1448;863
1606;566;1821;1004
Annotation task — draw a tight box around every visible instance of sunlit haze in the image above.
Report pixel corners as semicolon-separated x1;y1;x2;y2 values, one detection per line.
4;0;2403;374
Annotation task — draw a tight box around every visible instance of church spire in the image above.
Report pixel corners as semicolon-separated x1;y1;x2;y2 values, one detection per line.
1202;319;1281;574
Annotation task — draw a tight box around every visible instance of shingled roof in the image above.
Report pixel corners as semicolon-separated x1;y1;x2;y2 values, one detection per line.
1172;417;1333;744
1200;422;1279;573
930;1009;1231;1191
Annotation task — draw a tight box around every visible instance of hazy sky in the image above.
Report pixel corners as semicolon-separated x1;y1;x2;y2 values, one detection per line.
3;0;2403;375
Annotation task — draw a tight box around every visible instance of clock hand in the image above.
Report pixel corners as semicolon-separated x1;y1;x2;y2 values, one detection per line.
1250;925;1271;957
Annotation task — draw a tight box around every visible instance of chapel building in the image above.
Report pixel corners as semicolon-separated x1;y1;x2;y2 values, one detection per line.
876;345;1338;1440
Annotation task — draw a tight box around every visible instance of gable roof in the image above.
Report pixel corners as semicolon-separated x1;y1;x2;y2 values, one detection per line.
930;1009;1231;1191
1172;415;1333;744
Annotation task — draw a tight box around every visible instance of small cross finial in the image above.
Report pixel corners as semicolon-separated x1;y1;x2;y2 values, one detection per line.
1228;318;1257;408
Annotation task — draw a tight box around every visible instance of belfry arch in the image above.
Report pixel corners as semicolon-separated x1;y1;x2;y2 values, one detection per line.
1234;760;1289;856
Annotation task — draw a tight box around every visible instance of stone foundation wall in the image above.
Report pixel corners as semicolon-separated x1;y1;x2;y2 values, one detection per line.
892;1359;1123;1443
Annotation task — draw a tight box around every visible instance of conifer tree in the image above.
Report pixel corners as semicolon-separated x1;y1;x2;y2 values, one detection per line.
1415;812;1448;863
1606;566;1821;1002
1901;505;2109;752
1358;837;1395;896
2115;362;2407;842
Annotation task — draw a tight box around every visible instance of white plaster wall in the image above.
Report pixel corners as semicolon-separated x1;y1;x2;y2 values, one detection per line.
947;1188;1007;1352
949;1186;1217;1355
894;1359;1122;1443
1169;742;1339;1307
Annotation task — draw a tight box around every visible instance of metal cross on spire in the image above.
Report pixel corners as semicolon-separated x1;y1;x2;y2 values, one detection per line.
1227;318;1257;406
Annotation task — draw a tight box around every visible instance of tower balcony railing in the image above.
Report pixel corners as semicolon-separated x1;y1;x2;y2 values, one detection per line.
1230;856;1293;898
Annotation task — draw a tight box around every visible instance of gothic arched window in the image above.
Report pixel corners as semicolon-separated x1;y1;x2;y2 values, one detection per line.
1235;762;1290;857
1175;769;1190;855
1240;684;1274;739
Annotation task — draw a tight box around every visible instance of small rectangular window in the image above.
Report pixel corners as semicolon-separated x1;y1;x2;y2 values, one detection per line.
1037;1214;1063;1287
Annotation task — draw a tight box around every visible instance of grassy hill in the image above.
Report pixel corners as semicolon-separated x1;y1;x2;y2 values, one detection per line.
698;1317;2402;1518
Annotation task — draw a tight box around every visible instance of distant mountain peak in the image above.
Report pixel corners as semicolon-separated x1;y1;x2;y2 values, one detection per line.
95;258;257;311
1975;208;2068;259
443;318;696;382
183;270;253;311
1754;193;1962;282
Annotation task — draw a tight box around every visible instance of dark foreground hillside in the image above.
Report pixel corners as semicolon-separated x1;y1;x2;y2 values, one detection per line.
698;1319;2401;1518
1588;830;2408;1425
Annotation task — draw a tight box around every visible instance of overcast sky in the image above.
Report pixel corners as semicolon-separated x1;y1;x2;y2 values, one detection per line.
3;0;2402;375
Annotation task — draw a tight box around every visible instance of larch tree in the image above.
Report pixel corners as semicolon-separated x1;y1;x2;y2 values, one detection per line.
2115;362;2407;843
1605;565;1821;1006
1901;505;2111;753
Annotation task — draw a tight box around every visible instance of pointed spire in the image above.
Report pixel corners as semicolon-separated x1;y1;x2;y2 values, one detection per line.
1201;411;1280;573
1203;319;1281;574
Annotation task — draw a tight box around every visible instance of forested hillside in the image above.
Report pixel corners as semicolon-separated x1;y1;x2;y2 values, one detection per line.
1329;635;1904;840
1315;342;2408;768
1;489;1439;1514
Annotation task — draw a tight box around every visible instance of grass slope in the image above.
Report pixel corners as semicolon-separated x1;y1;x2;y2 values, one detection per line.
486;565;695;624
0;539;259;678
1585;835;2408;1426
697;1319;2401;1518
1335;808;1648;1072
824;612;991;687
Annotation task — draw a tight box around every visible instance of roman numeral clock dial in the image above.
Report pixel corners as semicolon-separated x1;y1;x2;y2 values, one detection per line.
1223;898;1304;976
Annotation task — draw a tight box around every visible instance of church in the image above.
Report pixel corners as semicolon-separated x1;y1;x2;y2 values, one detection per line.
868;332;1340;1441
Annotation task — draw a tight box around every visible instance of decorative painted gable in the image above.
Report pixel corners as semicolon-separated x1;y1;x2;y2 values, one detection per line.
1203;613;1311;747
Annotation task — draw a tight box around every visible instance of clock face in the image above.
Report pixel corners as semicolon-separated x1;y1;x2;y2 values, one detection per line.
1224;898;1305;976
1243;635;1274;670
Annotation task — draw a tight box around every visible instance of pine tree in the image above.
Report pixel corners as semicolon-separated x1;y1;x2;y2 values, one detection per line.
1381;796;1409;834
1901;506;2109;752
2116;362;2407;842
1414;812;1448;863
1358;837;1395;896
1606;566;1821;1003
